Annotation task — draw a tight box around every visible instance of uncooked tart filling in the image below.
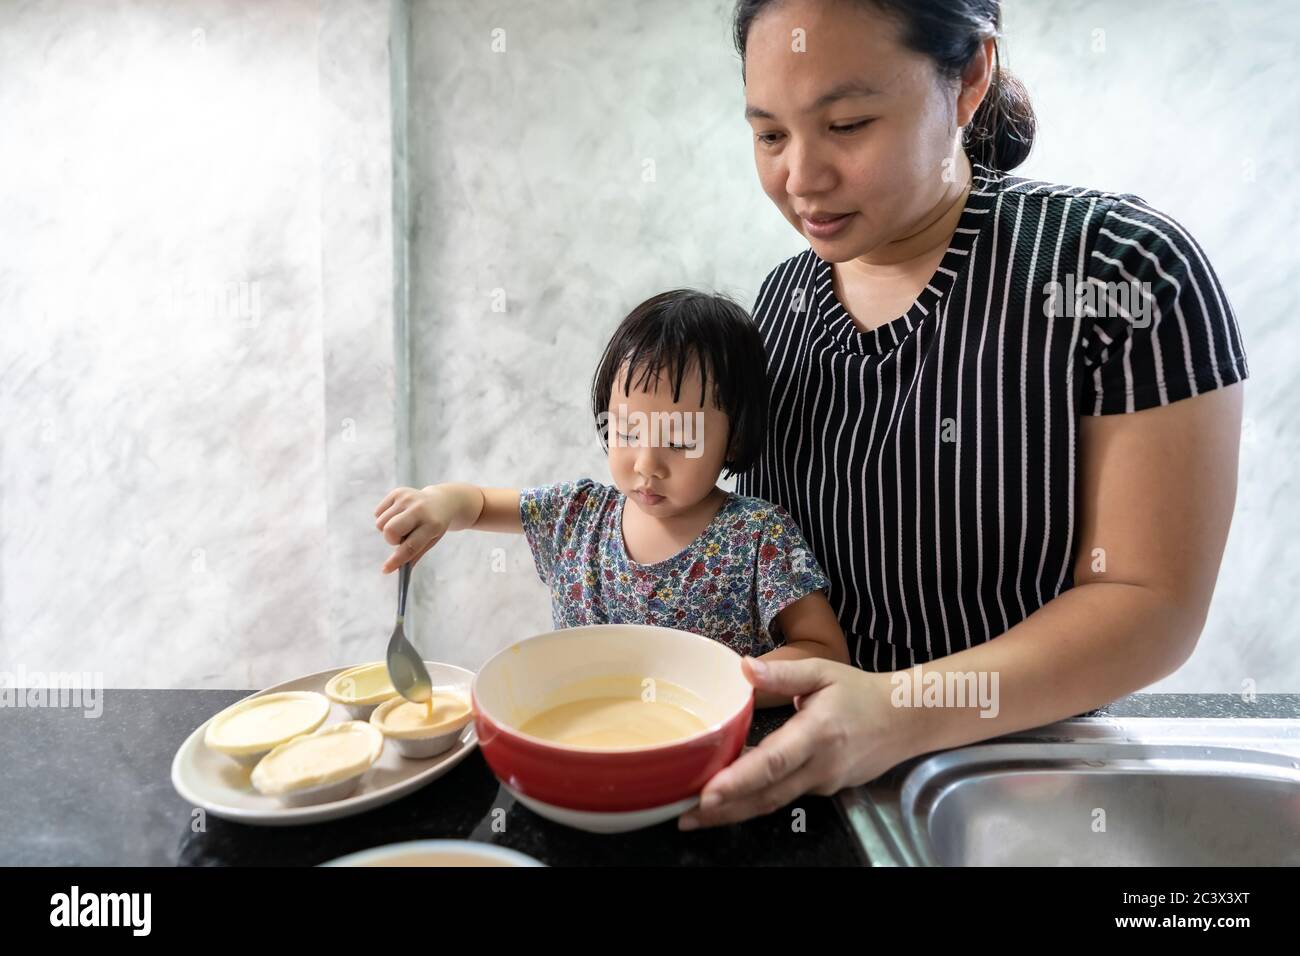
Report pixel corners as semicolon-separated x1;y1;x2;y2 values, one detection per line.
326;662;397;704
373;692;471;737
205;692;329;755
251;722;383;795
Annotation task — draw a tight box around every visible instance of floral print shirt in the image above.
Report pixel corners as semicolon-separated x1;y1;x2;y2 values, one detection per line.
519;478;831;656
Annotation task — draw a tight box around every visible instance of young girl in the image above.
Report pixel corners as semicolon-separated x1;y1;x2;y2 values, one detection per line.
373;289;850;707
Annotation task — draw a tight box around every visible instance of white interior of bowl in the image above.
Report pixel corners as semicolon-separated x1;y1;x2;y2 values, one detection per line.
474;624;753;743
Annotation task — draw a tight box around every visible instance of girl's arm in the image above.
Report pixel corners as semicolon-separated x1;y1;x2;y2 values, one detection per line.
376;484;522;574
426;483;523;534
754;591;852;707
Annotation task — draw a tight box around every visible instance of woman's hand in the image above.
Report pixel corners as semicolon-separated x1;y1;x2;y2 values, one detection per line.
373;485;459;574
678;656;915;830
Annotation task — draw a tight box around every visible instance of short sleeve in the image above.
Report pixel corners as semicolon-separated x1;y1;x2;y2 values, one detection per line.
518;478;598;584
1079;196;1249;415
755;504;831;643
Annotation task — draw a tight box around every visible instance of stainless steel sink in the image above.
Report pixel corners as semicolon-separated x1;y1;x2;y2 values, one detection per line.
837;717;1300;866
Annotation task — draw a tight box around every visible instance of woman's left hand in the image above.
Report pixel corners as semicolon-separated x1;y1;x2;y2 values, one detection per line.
678;656;914;829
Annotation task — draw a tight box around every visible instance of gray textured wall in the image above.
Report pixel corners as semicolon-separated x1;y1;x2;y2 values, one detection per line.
1001;0;1298;691
2;0;399;687
1;0;1293;692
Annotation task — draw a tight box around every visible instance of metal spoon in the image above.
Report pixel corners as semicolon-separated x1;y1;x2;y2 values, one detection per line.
386;561;433;704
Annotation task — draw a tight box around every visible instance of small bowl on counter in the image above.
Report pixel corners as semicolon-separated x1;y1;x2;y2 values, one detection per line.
250;721;385;807
322;840;544;867
323;661;399;720
203;691;331;767
370;690;474;759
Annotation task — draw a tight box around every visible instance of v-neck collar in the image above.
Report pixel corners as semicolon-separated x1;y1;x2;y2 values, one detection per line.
812;162;1003;356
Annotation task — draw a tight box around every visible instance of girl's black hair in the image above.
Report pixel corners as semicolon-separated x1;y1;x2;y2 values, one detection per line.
733;0;1035;172
590;289;768;481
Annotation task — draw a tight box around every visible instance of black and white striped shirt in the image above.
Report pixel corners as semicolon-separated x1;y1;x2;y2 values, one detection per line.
734;162;1249;672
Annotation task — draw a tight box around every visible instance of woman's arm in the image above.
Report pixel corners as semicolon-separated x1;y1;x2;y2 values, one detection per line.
900;382;1243;749
679;383;1243;828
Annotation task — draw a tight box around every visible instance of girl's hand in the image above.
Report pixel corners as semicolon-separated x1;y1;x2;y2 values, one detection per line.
678;657;914;829
373;486;456;574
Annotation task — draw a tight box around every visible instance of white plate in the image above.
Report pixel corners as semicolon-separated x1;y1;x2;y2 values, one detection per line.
171;662;477;827
321;840;545;867
503;783;699;834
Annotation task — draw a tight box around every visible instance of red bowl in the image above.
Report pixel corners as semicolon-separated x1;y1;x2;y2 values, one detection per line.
471;624;754;813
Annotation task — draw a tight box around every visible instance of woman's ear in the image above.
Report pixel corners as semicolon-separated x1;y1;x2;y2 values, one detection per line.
956;36;996;128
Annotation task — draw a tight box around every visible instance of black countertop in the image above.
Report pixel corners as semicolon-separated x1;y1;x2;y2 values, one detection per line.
4;690;1297;867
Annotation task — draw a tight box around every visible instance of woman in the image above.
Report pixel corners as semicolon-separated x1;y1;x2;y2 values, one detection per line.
678;0;1247;829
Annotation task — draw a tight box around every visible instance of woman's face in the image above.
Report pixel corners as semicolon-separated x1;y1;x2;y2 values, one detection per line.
606;361;730;518
743;0;987;263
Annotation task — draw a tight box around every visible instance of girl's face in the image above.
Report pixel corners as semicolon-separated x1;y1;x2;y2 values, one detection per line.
743;0;990;263
607;361;730;518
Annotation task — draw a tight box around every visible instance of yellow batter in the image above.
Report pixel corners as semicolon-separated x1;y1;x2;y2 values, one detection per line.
519;697;708;749
205;691;330;756
251;721;383;795
377;693;471;735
